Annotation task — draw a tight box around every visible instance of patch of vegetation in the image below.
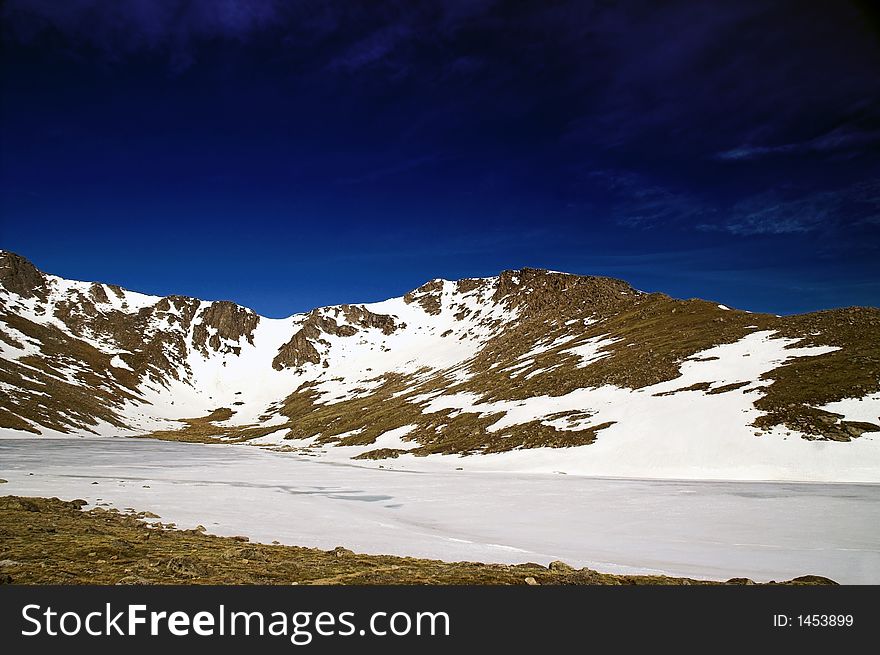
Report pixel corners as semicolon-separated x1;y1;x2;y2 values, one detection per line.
653;382;713;397
707;381;751;395
754;307;880;440
353;448;407;460
0;313;143;434
140;407;283;444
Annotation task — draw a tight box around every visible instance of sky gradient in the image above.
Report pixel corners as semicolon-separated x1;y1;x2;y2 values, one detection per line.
1;0;879;317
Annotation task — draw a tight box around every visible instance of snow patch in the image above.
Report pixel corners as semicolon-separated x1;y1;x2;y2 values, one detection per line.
819;393;880;426
110;355;133;371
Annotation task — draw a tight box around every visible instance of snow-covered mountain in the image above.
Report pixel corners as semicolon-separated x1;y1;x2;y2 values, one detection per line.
2;250;879;481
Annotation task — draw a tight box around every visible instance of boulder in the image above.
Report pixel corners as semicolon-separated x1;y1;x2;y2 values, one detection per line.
548;560;575;572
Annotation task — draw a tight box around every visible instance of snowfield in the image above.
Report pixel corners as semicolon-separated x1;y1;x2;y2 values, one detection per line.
1;326;879;481
1;438;877;584
2;254;879;483
238;330;880;483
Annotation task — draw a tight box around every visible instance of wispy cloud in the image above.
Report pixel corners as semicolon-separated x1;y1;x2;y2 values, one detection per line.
698;180;880;235
587;170;714;229
327;24;412;73
715;125;880;161
588;170;880;239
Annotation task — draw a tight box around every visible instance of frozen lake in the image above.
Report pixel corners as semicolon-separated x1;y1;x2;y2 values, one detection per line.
1;438;879;584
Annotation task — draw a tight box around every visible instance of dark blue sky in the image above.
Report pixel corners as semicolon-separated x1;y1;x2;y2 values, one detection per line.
2;1;879;317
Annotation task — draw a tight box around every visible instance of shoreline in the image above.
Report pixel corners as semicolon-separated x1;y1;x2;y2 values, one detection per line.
4;434;880;486
0;495;837;586
2;437;877;583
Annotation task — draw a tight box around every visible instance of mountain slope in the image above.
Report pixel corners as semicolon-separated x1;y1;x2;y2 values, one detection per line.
1;250;879;480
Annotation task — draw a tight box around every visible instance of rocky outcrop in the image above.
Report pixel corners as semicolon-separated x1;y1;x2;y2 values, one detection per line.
338;305;399;335
273;324;323;369
272;305;400;370
0;251;47;300
404;279;444;315
192;301;260;356
455;278;488;295
88;283;110;304
493;268;636;317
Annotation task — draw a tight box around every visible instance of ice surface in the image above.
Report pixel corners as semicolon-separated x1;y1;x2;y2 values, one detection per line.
1;438;878;584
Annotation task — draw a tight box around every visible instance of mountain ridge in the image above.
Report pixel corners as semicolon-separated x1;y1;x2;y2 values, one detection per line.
1;250;879;481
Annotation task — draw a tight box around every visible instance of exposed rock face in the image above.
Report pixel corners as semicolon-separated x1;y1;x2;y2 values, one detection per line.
338;305;399;335
0;251;47;300
273;321;323;369
548;560;575;572
272;305;400;370
494;268;636;317
455;278;487;295
404;279;444;315
192;301;260;356
88;283;109;304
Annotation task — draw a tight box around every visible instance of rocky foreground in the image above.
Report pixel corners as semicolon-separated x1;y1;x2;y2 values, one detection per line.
0;495;836;586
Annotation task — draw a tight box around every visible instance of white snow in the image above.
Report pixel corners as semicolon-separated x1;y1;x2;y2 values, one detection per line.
515;333;578;360
390;331;880;482
820;393;880;425
48;276;518;437
120;311;303;432
0;323;42;360
1;438;877;584
4;267;879;483
560;335;618;367
110;355;133;370
298;280;519;405
372;425;419;450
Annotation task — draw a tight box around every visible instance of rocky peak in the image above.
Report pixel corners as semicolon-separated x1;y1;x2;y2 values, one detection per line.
0;251;48;301
154;295;200;316
454;277;491;295
493;268;638;316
